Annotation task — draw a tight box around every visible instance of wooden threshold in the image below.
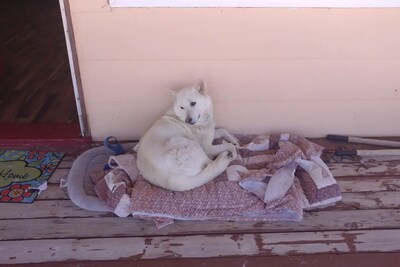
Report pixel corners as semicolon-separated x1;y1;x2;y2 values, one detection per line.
0;123;91;148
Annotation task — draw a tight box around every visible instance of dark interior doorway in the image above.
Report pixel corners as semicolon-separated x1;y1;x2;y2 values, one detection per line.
0;0;81;142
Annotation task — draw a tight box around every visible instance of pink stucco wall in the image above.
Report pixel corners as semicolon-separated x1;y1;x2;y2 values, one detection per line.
69;0;400;140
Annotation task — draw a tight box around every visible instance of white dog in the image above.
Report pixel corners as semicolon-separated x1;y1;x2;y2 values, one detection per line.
135;80;238;191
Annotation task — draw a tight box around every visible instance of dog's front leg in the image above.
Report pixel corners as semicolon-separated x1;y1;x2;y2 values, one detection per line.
205;143;236;159
214;128;239;146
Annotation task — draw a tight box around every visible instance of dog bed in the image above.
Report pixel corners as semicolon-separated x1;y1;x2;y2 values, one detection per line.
66;143;136;212
66;134;342;228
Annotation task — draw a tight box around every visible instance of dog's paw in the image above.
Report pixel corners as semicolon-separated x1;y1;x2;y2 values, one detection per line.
216;151;230;164
226;143;237;159
227;135;239;146
228;145;238;160
222;144;237;161
227;151;235;159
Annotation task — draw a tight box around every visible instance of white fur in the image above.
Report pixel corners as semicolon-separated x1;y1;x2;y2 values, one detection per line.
136;80;238;191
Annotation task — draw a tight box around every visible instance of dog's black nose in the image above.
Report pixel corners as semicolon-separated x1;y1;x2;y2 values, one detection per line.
185;118;193;124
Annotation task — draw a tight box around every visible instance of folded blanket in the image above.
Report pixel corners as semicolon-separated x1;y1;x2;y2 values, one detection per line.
92;134;342;228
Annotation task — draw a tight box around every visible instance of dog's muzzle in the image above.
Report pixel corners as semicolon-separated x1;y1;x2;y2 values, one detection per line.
185;117;195;125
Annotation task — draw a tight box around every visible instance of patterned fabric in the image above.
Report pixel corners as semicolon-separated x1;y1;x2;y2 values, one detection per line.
92;134;342;228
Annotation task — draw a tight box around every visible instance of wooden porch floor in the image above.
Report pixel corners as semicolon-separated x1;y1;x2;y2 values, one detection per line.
1;138;400;266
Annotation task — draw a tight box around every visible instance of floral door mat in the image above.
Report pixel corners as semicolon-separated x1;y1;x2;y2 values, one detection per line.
0;150;64;203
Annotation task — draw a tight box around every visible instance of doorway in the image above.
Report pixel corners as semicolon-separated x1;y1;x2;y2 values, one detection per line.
0;0;83;142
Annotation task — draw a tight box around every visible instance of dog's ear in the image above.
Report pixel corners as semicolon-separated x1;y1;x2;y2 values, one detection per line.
168;87;178;97
193;80;206;95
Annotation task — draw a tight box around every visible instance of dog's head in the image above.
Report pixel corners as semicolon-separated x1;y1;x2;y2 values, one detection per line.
172;80;213;126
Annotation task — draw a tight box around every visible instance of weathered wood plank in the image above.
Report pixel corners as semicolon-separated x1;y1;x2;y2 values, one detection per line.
36;184;69;200
337;176;400;193
329;161;400;177
2;229;400;264
57;155;78;169
331;191;400;210
48;168;70;184
2;191;399;220
311;137;400;151
36;176;400;202
51;159;400;185
324;154;400;164
17;253;400;267
0;200;110;219
1;209;400;241
44;158;400;190
49;148;400;189
49;159;400;185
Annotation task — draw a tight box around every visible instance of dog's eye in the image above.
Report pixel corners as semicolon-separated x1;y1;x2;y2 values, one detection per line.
190;102;196;107
180;106;184;110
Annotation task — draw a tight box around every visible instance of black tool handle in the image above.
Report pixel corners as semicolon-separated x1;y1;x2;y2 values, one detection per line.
327;134;349;142
335;150;357;156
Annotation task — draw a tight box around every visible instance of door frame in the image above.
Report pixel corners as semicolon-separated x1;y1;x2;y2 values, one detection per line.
59;0;90;138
